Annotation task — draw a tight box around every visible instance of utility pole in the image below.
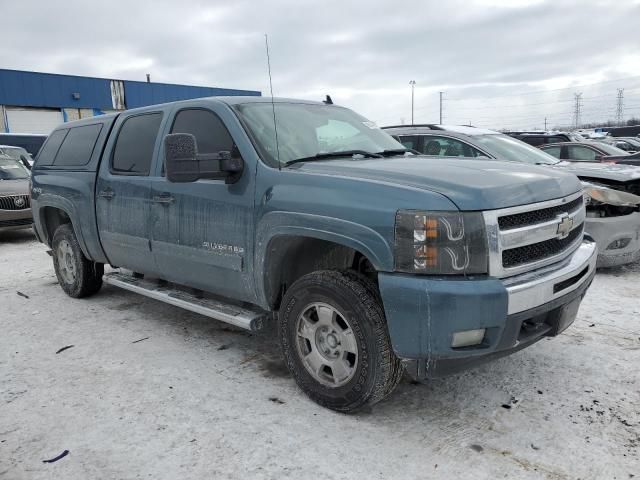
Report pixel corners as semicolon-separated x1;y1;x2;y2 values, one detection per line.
439;91;444;124
544;117;548;130
615;88;624;126
573;93;583;129
409;80;416;125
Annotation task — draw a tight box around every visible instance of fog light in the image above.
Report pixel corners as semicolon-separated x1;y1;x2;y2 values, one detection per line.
606;238;631;250
451;329;485;348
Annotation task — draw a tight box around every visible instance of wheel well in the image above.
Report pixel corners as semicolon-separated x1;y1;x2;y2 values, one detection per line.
263;236;376;310
41;207;71;246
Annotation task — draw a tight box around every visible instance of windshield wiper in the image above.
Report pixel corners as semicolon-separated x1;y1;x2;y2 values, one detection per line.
284;150;382;167
375;148;415;157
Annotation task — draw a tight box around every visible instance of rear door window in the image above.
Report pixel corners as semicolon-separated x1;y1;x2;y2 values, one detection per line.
54;124;103;166
35;129;68;166
542;146;562;158
112;113;163;175
523;136;544;146
397;135;419;150
421;135;483;157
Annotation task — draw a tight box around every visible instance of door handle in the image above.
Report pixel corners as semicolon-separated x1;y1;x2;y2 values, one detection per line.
152;194;175;205
98;189;114;200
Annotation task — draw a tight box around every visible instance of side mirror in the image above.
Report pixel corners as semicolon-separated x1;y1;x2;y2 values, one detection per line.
164;133;244;184
594;155;603;162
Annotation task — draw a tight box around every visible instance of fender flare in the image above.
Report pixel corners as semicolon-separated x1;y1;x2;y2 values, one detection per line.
254;211;394;307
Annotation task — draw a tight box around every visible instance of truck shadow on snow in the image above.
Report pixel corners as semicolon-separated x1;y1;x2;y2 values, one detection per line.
0;229;36;244
95;282;556;419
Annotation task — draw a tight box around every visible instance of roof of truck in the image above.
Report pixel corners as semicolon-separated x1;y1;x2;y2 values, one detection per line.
48;96;334;130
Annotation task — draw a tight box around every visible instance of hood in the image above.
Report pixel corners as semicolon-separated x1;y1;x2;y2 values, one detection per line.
551;161;640;182
294;156;581;211
0;178;29;195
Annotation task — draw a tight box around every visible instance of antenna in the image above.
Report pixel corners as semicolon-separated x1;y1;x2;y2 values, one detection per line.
264;34;281;168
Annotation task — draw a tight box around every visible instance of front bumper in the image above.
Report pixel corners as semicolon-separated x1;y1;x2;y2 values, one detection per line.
378;239;597;379
0;208;33;232
586;212;640;268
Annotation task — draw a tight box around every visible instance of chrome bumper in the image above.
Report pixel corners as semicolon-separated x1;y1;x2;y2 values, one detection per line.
503;239;597;315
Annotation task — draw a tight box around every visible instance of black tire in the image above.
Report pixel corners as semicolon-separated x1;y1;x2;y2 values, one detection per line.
52;224;103;298
278;270;403;412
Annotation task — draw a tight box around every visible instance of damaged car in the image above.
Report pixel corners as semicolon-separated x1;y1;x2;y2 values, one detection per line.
563;164;640;267
0;153;33;233
384;124;640;267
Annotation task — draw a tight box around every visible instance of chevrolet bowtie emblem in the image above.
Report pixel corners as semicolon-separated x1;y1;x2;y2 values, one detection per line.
556;214;573;239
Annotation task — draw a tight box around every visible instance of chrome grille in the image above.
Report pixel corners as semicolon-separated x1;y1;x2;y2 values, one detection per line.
0;195;31;211
484;192;586;277
502;223;584;268
498;196;583;230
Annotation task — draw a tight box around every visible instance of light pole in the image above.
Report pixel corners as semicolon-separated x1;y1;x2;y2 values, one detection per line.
409;80;416;125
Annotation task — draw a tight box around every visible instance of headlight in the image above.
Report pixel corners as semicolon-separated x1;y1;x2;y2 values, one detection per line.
394;210;488;274
582;182;640;207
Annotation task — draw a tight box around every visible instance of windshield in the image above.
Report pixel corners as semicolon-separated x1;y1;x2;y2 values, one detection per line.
0;156;30;179
620;137;640;147
597;143;629;156
473;134;561;165
0;146;30;161
234;103;405;166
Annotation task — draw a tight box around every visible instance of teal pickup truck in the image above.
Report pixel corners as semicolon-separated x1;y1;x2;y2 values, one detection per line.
30;97;596;412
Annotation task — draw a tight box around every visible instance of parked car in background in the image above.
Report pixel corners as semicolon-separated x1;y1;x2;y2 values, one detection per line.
384;124;640;268
29;98;597;412
505;131;584;146
0;145;34;168
0;133;48;157
539;141;640;167
591;136;640;154
0;154;33;233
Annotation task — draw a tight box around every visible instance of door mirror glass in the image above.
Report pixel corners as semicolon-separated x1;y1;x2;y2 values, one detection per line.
165;133;244;183
165;133;200;183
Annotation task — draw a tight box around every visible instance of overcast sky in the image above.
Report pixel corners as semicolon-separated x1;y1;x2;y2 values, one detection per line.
3;0;640;129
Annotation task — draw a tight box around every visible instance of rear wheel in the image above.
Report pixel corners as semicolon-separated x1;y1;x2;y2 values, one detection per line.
278;270;403;412
52;224;103;298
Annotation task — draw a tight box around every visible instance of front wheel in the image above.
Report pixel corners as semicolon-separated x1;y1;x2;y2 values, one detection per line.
52;224;104;298
278;270;403;412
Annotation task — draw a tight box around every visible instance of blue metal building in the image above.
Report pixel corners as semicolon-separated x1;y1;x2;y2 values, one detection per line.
0;69;260;134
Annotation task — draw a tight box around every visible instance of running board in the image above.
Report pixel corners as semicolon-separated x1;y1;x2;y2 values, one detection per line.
103;272;267;331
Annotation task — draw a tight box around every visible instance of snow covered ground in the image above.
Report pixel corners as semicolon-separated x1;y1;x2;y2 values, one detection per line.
1;229;638;479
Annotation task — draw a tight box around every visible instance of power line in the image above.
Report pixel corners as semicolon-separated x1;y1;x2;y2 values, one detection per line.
434;88;640;113
445;74;640;102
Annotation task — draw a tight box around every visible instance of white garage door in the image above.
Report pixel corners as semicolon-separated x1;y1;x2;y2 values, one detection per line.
6;108;64;134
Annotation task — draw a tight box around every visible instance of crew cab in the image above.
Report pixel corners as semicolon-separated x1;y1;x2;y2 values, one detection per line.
31;98;596;412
